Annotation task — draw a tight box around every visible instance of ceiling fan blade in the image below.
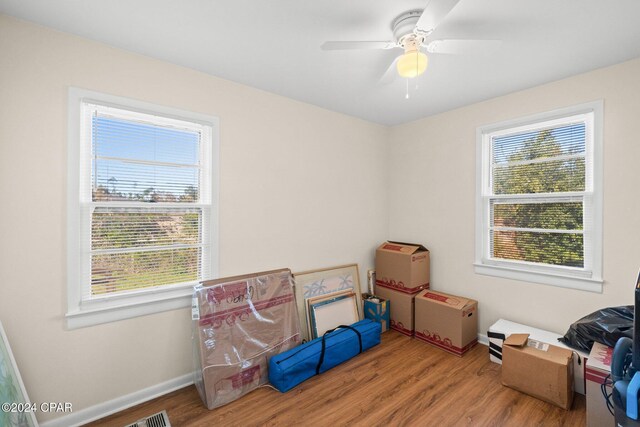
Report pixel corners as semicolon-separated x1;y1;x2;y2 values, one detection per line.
378;56;401;85
426;39;502;55
321;41;396;51
415;0;461;34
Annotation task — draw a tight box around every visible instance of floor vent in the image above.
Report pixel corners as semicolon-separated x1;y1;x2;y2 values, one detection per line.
124;410;171;427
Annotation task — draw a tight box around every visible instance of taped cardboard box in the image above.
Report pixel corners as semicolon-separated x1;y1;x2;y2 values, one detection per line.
362;293;390;333
193;269;301;409
502;334;574;410
375;285;415;336
414;290;478;356
585;341;614;427
488;318;587;395
375;241;430;294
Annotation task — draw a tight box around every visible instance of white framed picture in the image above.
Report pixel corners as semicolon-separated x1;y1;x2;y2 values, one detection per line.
308;292;359;339
293;264;362;342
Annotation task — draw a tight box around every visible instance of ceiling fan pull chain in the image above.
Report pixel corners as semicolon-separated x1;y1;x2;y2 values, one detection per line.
405;78;410;99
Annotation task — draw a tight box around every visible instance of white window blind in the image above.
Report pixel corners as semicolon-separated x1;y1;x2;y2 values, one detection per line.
80;102;212;301
475;102;603;292
490;119;588;268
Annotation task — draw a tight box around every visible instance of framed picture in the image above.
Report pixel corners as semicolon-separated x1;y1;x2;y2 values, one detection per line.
305;289;354;339
0;321;38;427
293;264;362;342
306;289;354;315
308;292;359;339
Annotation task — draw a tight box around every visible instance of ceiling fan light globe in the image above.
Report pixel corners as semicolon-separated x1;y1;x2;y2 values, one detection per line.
397;51;428;78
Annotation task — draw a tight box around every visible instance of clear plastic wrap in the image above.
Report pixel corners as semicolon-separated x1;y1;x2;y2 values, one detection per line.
192;268;301;409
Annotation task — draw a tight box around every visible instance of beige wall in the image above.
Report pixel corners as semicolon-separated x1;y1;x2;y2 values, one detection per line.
0;15;389;422
3;10;640;424
389;57;640;336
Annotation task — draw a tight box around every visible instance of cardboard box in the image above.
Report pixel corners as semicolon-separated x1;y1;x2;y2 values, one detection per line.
362;293;390;333
488;318;587;395
374;285;415;336
193;269;301;409
585;342;614;427
414;290;478;356
502;334;574;410
375;241;430;294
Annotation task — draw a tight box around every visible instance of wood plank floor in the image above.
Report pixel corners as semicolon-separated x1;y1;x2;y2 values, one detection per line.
86;331;586;427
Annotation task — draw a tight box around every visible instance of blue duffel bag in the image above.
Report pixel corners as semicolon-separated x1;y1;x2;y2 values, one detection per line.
268;319;381;392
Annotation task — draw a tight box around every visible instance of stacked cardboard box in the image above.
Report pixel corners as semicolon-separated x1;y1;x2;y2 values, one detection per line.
375;241;430;336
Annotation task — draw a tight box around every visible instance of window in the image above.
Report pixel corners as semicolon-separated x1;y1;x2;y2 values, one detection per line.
475;102;603;292
67;88;219;328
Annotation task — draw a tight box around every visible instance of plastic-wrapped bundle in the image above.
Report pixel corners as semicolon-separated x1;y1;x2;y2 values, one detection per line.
192;269;301;409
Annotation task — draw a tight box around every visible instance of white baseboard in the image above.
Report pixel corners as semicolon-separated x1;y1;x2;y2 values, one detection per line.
39;373;194;427
477;332;489;346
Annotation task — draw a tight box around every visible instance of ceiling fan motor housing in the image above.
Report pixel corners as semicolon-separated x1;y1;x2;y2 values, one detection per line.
392;10;428;50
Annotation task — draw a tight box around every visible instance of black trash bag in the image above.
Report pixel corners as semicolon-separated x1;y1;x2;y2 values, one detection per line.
559;305;634;352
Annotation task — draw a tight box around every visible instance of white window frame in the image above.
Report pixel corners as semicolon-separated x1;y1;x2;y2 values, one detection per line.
475;101;603;292
67;88;219;328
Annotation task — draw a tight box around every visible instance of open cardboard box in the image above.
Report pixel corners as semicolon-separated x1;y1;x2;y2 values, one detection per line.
502;333;574;410
375;241;430;294
488;318;587;395
362;293;390;333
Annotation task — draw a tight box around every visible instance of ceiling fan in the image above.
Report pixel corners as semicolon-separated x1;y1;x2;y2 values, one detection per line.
321;0;500;81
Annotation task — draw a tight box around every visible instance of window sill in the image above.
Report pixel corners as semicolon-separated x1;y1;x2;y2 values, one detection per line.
473;263;603;293
66;286;194;329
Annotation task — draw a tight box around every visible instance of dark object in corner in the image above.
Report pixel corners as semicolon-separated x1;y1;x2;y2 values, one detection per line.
559;306;634;352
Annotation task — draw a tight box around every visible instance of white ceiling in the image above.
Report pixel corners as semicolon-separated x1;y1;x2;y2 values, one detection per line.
2;0;640;126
